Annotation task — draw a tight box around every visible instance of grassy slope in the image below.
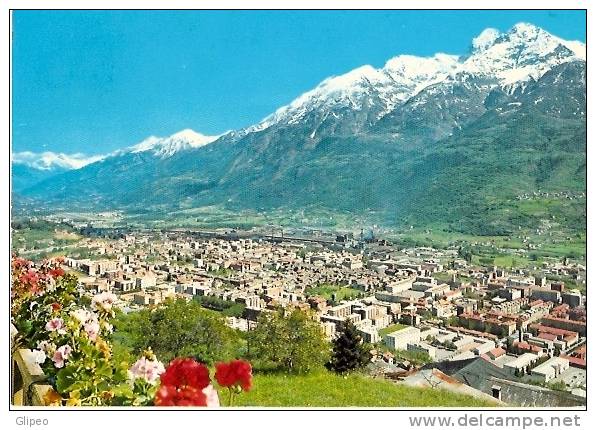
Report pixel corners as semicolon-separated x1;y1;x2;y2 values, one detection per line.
234;371;496;407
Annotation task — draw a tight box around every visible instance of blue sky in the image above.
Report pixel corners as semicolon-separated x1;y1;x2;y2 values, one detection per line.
12;10;586;155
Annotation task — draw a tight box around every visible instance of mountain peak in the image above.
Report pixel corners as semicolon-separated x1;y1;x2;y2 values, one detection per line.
472;28;501;52
508;22;543;38
129;129;220;158
463;22;584;86
252;53;460;132
12;151;105;171
169;128;215;143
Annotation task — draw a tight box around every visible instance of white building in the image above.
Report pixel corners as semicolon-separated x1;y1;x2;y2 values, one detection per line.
358;328;380;344
385;326;421;350
530;357;570;383
503;353;539;377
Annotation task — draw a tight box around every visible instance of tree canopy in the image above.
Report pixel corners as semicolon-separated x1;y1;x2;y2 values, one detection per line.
112;298;243;365
247;307;329;373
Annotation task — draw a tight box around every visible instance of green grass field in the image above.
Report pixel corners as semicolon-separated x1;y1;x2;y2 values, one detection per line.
233;371;497;407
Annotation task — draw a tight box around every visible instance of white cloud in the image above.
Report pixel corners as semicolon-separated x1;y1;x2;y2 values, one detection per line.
12;151;106;171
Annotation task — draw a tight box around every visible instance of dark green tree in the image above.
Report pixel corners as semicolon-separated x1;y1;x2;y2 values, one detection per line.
327;321;371;374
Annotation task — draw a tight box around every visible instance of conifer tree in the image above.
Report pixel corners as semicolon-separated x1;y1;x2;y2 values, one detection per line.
327;321;371;374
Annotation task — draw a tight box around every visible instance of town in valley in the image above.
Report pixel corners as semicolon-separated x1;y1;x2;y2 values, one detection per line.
10;13;587;409
12;215;587;407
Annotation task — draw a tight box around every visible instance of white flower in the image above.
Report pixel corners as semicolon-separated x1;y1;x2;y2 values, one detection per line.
92;292;118;312
71;309;93;324
37;340;55;354
128;357;165;384
31;349;46;364
46;277;57;292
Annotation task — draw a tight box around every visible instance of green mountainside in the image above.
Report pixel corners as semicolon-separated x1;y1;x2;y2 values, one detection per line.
18;26;586;243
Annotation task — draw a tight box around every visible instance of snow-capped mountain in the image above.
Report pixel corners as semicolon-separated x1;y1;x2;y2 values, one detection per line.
245;22;583;136
20;22;586;236
12;151;105;170
461;22;585;87
249;53;460;133
19;23;583;170
15;129;221;176
12;151;106;193
128;129;221;158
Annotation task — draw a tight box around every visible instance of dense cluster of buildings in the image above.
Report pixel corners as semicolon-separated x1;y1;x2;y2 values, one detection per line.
58;229;586;407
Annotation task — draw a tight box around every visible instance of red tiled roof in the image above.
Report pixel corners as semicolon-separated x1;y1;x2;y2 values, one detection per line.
560;355;586;368
536;332;558;341
488;347;506;359
530;323;577;337
543;316;586;327
513;341;542;353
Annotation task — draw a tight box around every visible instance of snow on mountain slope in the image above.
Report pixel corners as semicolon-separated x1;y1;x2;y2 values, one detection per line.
18;23;585;174
12;151;106;170
246;23;584;133
15;129;221;173
248;53;460;132
129;129;221;158
461;23;585;87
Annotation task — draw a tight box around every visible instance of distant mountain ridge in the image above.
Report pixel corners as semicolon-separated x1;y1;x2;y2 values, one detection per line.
17;23;586;235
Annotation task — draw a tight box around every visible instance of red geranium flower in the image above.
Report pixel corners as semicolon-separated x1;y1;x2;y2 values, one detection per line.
12;257;30;270
49;267;65;278
154;384;207;406
215;359;252;391
19;269;41;293
160;358;211;390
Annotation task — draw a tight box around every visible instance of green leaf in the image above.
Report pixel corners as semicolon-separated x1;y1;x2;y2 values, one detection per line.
55;366;78;394
111;383;134;398
17;319;33;335
95;361;113;378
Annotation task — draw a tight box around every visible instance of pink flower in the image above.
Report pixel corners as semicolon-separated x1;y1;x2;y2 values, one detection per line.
45;318;65;334
84;320;100;341
52;344;72;368
20;269;40;293
128;356;166;384
12;256;30;270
